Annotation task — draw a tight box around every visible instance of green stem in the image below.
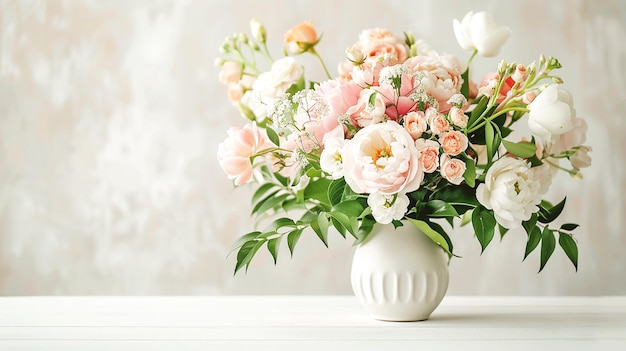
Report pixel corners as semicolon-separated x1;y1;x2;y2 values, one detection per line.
467;107;529;134
309;48;332;80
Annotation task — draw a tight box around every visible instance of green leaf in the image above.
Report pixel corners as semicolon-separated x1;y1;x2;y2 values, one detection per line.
484;121;495;164
539;227;556;272
460;68;470;98
560;223;579;232
304;178;332;206
558;232;579;271
498;225;509;239
522;213;538;236
329;210;358;237
407;219;453;256
265;127;280;147
471;206;496;253
235;239;265;274
469;96;489;128
523;226;541;260
462;156;476;188
538;197;567;224
267;237;281;264
311;213;329;247
287;228;303;256
332;200;364;218
327;179;346;206
502;140;537;158
252;193;290;215
354;217;375;245
424;200;459;218
252;183;278;204
229;231;262;252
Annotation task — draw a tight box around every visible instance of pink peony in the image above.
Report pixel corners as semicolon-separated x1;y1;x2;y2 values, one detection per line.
217;123;274;186
355;28;409;63
404;53;463;112
342;121;424;195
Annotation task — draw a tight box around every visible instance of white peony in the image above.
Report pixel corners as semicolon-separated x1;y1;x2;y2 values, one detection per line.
476;157;542;229
367;193;410;224
453;11;511;57
528;84;576;142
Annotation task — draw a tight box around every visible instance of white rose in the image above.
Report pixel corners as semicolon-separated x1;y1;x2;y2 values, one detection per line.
476;157;542;229
453;11;511;57
269;57;304;93
528;84;576;142
320;126;346;179
367;193;410;224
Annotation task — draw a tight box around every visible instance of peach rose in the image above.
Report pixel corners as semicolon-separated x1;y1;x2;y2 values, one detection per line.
284;21;318;54
428;111;450;135
449;106;468;128
416;138;440;173
217;123;275;186
218;61;241;85
439;130;468;156
355;28;409;62
403;111;428;139
347;88;387;127
439;153;466;185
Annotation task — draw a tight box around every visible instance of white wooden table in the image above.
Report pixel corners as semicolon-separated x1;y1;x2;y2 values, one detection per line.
0;296;624;350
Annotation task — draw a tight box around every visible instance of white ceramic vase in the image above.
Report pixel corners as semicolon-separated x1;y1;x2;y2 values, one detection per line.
351;222;450;321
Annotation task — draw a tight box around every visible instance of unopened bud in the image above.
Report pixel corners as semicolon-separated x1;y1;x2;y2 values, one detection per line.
512;64;528;83
250;18;267;43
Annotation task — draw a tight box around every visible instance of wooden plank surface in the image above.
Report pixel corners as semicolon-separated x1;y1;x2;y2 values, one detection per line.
0;296;624;350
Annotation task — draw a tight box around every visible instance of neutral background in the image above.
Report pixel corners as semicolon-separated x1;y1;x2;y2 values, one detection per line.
0;0;624;295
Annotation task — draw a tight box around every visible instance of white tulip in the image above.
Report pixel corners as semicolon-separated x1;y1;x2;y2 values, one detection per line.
453;11;511;57
528;84;576;142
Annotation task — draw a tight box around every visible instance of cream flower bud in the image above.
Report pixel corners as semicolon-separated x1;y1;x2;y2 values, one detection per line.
453;11;511;57
250;18;267;43
346;45;364;64
512;64;528;83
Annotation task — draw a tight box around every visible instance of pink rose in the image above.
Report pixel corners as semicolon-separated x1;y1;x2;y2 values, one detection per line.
342;121;424;195
439;130;468;156
440;153;466;185
404;53;463;112
347;88;387;127
416;138;440;173
375;70;419;120
403;111;428;139
217;123;275;186
428;110;451;135
355;28;409;63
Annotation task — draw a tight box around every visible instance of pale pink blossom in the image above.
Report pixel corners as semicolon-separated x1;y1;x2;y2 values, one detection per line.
416;138;440;173
439;153;466;185
217;123;275;186
342;121;424;195
439;130;468;156
552;117;588;154
305;79;363;140
403;111;428;139
218;61;242;85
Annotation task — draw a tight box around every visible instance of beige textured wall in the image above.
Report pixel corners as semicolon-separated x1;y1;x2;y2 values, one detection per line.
0;0;624;295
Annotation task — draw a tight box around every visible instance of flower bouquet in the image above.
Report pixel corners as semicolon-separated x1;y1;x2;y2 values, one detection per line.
216;12;591;275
